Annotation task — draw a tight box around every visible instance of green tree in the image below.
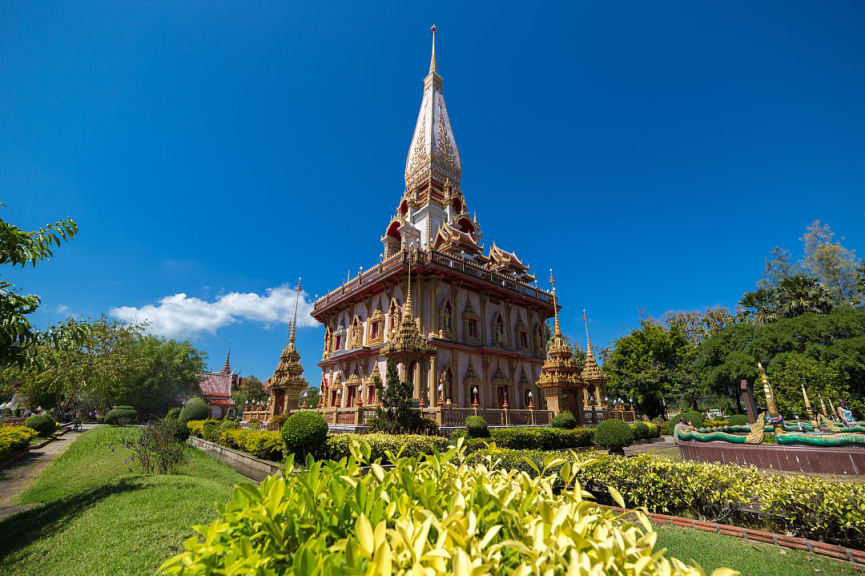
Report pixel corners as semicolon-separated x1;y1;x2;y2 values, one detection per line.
800;220;862;307
124;336;206;418
299;386;320;409
765;352;844;418
231;375;267;410
774;274;833;318
0;208;86;368
372;358;422;433
604;320;691;418
758;246;799;289
738;288;777;326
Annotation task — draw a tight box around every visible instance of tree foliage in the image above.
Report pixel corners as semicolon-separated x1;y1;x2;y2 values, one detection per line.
372;358;423;433
0;209;86;368
231;375;267;410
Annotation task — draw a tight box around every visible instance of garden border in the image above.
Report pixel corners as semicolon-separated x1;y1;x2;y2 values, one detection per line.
609;505;865;568
188;436;282;481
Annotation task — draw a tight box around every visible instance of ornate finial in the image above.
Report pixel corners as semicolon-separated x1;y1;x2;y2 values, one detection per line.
404;257;414;317
757;361;784;434
221;340;232;374
583;308;592;355
429;25;438;74
290;278;301;345
550;269;562;338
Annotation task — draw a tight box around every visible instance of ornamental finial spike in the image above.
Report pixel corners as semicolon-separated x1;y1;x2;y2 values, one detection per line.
583;308;592;355
550;269;562;338
429;25;438;74
289;277;302;345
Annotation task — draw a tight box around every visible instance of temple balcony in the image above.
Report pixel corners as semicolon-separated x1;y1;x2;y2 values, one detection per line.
312;249;554;319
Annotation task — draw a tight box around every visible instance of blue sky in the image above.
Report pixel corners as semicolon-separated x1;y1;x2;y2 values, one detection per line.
3;1;864;380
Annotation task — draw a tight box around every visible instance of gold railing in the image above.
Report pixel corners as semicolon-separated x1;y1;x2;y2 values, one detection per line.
313;249;553;312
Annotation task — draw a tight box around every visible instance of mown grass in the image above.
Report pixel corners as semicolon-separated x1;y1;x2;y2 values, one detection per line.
656;525;861;576
0;426;248;576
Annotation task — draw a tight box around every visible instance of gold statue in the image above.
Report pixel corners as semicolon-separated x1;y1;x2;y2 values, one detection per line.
801;385;818;429
745;412;765;444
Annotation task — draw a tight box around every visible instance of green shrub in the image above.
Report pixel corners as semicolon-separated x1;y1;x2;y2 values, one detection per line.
551;411;577;429
465;415;489;438
680;410;704;428
219;428;247;450
593;419;633;454
0;426;38;461
243;430;283;460
186;419;206;438
657;420;670;435
703;419;729;427
201;419;221;443
728;414;749;426
324;433;448;463
24;414;57;437
104;407;138;426
644;422;660;438
269;414;288;430
218;419;239;433
281;411;329;460
180;398;210;423
165;407;181;420
466;427;594;451
160;442;717;575
164;418;190;442
630;422;650;440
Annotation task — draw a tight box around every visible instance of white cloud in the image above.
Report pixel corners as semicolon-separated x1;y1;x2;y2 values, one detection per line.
110;285;316;339
57;304;69;314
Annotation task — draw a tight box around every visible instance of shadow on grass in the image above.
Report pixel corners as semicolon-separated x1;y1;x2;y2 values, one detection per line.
0;478;144;564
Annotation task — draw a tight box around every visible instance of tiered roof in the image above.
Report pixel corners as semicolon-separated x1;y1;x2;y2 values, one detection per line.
537;271;581;390
382;257;432;357
270;281;308;392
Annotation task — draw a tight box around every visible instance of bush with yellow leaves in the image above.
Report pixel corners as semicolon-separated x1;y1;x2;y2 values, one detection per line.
160;440;735;576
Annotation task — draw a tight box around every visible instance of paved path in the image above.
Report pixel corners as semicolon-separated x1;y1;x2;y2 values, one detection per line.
0;425;95;520
624;435;681;458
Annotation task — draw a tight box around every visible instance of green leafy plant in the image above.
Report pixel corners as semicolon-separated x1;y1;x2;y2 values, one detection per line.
104;406;138;426
464;415;489;438
0;425;38;461
680;410;704;428
324;433;448;463
179;398;209;423
23;413;57;437
551;411;577;429
165;406;181;420
464;427;593;451
281;411;328;460
727;414;748;426
159;441;729;576
371;358;425;433
630;422;650;440
594;419;634;454
201;419;221;443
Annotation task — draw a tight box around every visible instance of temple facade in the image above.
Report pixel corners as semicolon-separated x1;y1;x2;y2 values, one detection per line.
310;29;611;428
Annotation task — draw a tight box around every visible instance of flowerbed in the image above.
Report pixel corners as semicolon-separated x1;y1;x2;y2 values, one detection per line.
474;447;865;549
0;425;38;461
160;442;728;575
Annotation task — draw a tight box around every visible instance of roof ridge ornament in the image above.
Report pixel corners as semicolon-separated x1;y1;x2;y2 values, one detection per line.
429;25;438;75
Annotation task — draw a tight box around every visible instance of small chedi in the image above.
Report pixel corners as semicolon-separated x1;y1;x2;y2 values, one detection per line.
308;29;617;428
678;361;865;474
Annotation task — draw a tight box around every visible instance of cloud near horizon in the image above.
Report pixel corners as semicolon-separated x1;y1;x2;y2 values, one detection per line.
110;285;317;339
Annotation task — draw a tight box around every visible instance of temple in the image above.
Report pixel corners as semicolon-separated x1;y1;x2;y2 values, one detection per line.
196;347;237;418
308;28;611;428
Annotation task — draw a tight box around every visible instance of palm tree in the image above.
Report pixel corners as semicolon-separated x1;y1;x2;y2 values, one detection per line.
774;275;833;318
738;288;776;326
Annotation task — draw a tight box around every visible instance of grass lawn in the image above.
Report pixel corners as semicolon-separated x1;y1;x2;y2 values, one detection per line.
656;525;861;575
0;426;249;576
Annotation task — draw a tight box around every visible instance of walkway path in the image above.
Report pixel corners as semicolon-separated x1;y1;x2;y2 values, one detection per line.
0;425;95;520
623;435;681;458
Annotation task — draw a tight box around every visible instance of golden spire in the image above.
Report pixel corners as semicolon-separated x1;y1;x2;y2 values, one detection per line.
583;308;592;356
289;277;301;345
220;340;232;374
429;25;438;75
801;384;814;421
550;269;562;339
757;362;784;434
819;394;830;418
404;256;414;318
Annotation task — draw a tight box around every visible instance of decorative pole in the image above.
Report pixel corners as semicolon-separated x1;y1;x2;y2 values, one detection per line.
828;398;838;423
819;394;829;419
801;384;815;423
757;362;784;435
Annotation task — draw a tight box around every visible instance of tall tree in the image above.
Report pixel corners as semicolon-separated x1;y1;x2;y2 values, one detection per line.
125;336;206;418
231;375;267;411
372;358;422;433
800;220;862;307
758;246;799;289
738;288;777;326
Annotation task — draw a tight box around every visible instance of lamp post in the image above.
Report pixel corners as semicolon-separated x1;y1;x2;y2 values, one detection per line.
357;384;364;407
336;388;342;409
528;391;534;425
472;386;479;411
438;383;444;407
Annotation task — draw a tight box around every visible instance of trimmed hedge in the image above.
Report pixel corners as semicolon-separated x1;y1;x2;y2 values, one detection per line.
105;407;138;425
180;398;210;423
324;433;448;463
281;411;328;460
0;425;38;461
202;419;221;443
728;414;749;426
465;415;489;438
24;413;57;437
551;411;577;429
464;426;594;451
630;422;650;440
471;447;865;549
680;410;704;428
593;419;633;453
